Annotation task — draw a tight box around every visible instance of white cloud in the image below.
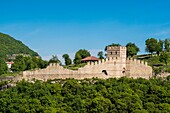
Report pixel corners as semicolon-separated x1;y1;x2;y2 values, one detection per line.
152;28;170;37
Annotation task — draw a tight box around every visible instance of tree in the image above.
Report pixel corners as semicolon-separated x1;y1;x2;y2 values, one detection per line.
145;38;158;54
11;55;47;72
0;59;8;75
105;43;121;51
97;51;104;59
11;55;27;72
62;54;72;65
49;55;61;64
73;49;91;64
156;39;164;55
32;57;48;69
160;52;170;65
74;53;83;65
164;38;170;52
126;42;140;57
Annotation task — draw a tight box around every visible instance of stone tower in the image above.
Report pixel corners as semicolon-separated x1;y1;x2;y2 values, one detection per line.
107;46;126;59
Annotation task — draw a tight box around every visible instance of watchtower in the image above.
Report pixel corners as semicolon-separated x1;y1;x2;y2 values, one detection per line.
107;46;126;59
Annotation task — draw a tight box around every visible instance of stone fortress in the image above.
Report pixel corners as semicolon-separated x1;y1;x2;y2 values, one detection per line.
20;46;153;81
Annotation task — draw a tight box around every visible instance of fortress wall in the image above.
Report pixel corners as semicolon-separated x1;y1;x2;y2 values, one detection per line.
126;58;152;79
78;57;126;77
20;73;110;82
21;56;152;81
22;57;127;80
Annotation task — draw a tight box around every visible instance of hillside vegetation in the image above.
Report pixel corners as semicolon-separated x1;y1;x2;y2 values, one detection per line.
1;77;170;112
0;32;39;59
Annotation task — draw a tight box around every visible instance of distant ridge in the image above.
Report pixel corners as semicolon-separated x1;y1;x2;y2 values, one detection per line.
0;32;39;60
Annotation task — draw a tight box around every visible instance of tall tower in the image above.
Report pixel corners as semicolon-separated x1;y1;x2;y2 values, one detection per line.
107;46;126;59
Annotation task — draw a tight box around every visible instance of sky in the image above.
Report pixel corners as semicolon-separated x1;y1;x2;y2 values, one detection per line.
1;0;170;62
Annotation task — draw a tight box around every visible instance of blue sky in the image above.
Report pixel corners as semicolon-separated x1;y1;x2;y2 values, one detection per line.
1;0;170;61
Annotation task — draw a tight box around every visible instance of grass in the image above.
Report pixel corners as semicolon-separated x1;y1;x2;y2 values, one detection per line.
136;53;170;75
0;72;21;78
63;63;87;70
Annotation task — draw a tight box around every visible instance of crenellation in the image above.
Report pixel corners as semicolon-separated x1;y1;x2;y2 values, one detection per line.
105;57;109;62
91;62;95;66
98;60;101;64
94;61;98;65
141;61;144;65
87;62;90;65
102;59;105;63
137;60;141;64
133;59;137;63
20;46;152;81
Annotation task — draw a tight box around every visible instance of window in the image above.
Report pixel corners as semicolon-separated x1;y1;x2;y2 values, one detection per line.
102;70;108;75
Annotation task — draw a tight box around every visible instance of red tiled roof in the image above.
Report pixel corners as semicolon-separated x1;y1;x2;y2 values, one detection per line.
82;56;99;61
6;62;14;64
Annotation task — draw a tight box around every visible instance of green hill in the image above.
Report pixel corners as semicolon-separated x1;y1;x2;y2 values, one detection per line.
0;32;39;60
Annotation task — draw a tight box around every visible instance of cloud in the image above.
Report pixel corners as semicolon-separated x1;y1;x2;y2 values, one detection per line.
152;28;170;37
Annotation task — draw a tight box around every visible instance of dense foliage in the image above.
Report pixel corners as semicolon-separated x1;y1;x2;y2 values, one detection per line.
105;43;121;51
0;32;40;75
138;38;170;74
97;51;104;59
145;38;170;55
0;59;8;75
105;42;140;57
11;55;48;72
48;55;61;65
73;49;91;64
0;32;39;59
126;42;140;57
1;77;170;112
62;54;72;65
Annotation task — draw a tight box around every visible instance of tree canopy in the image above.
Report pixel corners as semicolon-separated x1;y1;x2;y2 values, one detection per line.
73;49;91;64
145;38;158;54
164;38;170;52
11;55;48;72
105;43;121;51
62;54;72;65
0;59;8;75
49;55;61;65
97;51;104;59
0;32;39;60
1;77;170;112
126;42;140;57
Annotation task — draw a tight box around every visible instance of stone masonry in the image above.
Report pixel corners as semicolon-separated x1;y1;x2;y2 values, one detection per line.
20;46;152;81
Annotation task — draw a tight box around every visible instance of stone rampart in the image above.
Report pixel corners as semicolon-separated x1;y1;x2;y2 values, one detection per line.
20;56;152;81
126;58;152;79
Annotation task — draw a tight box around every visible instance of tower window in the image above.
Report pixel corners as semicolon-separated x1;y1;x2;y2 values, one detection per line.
115;51;117;55
111;52;112;55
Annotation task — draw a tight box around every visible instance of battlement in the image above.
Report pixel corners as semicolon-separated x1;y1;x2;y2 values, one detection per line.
21;45;152;81
107;46;126;58
107;46;126;50
86;57;123;66
126;58;148;66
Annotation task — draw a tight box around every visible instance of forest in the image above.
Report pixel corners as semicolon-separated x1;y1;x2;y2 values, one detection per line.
1;31;170;76
1;77;170;113
0;32;39;59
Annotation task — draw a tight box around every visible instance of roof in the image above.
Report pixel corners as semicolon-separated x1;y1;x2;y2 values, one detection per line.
6;62;14;64
82;56;99;61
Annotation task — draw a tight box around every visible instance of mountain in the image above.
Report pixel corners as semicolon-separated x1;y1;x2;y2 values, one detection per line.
0;32;39;60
